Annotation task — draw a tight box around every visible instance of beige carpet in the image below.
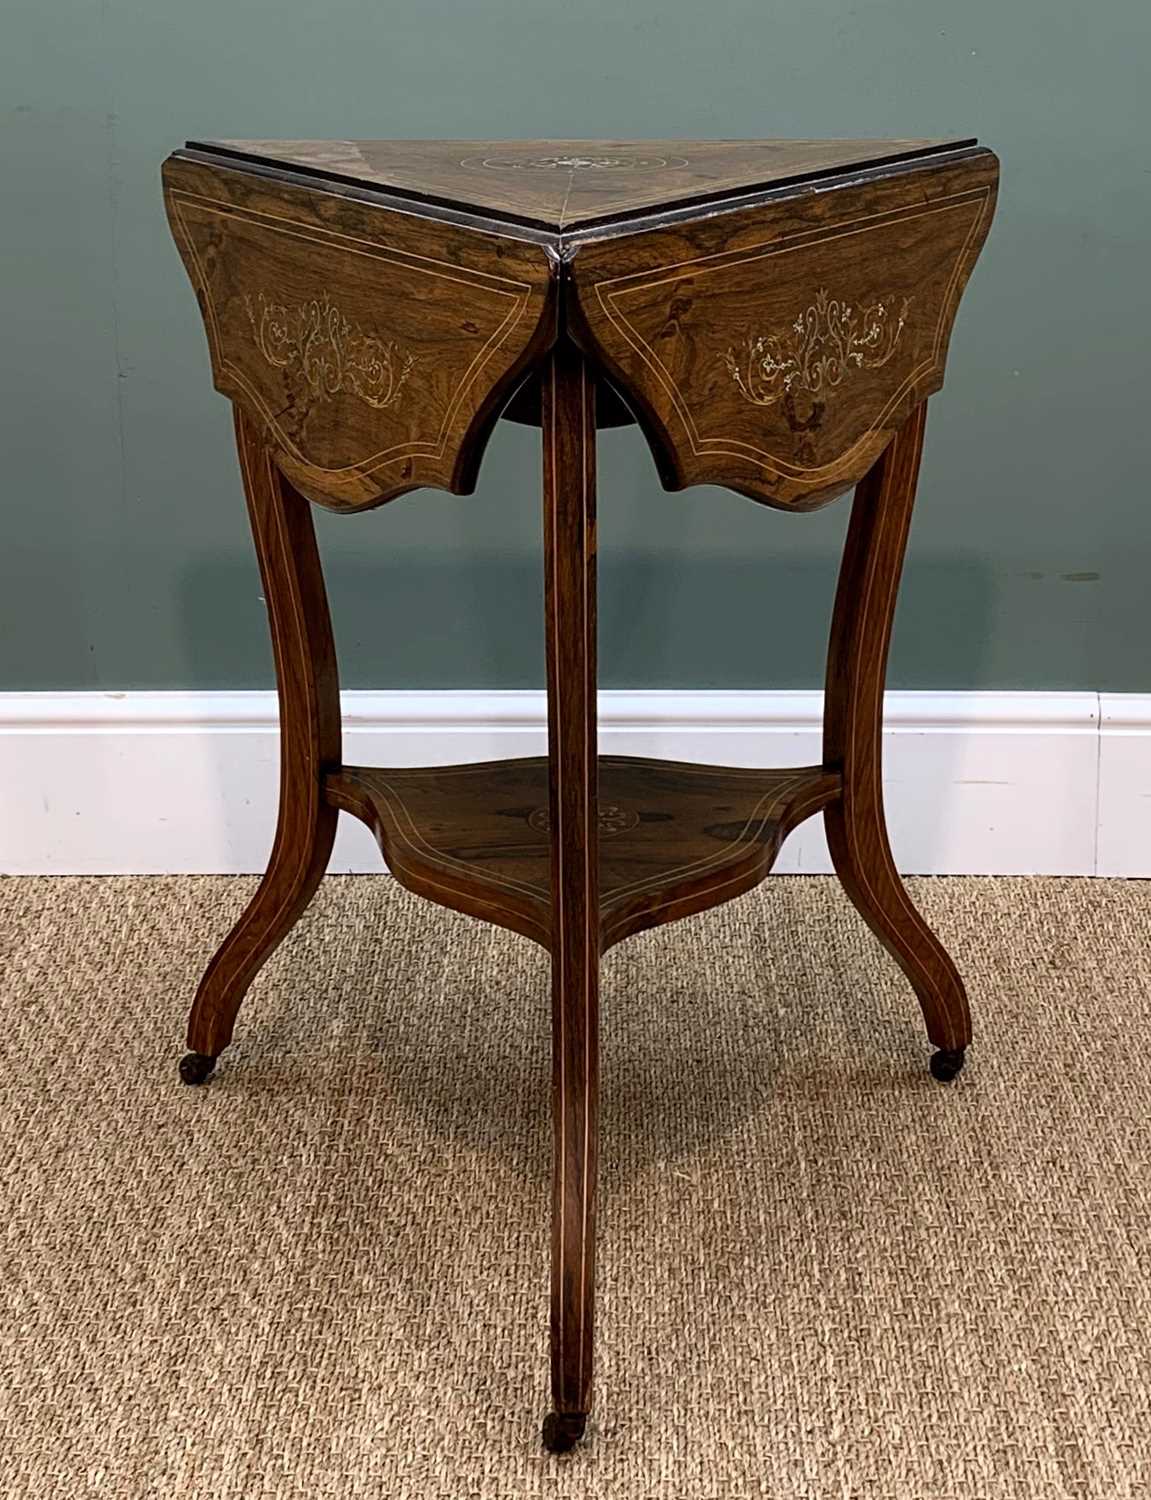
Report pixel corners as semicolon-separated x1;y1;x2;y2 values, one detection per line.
1;874;1149;1499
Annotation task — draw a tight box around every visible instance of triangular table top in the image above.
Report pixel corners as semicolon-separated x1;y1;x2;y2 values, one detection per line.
188;137;974;231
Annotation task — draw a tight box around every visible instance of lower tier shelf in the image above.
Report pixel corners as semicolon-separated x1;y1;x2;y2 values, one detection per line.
324;755;841;951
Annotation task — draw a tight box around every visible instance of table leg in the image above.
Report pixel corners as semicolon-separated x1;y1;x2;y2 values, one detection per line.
541;345;600;1452
179;406;340;1085
822;400;972;1082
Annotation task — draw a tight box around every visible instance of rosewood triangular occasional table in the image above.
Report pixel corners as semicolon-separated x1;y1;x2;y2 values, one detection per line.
163;137;998;1451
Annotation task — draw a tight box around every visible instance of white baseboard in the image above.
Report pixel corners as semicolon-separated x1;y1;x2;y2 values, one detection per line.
1098;694;1151;877
0;689;1145;877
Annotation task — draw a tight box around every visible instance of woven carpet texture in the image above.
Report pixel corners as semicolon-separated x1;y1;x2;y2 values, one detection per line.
1;874;1148;1498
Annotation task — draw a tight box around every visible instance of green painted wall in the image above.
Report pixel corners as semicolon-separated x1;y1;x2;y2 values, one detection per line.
3;0;1148;692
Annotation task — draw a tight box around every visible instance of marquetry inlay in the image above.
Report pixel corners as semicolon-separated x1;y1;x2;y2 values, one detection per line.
528;803;641;837
243;290;416;410
724;288;911;409
463;154;687;173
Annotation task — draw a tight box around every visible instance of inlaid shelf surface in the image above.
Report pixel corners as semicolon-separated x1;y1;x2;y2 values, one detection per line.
164;134;998;1453
326;757;841;951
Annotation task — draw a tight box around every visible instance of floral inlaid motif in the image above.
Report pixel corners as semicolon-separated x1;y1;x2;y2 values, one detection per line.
242;291;416;410
724;289;911;408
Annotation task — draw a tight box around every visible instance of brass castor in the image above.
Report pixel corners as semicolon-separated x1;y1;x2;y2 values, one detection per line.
542;1411;586;1454
178;1052;218;1086
929;1047;966;1083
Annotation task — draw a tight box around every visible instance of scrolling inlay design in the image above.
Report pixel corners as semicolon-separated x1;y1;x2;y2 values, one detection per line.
724;288;911;408
243;291;416;410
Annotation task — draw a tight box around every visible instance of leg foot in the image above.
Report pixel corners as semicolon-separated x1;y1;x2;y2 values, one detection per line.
542;1411;586;1454
178;1051;218;1086
929;1047;966;1084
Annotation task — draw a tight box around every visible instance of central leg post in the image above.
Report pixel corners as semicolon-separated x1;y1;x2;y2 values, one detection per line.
541;344;599;1452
